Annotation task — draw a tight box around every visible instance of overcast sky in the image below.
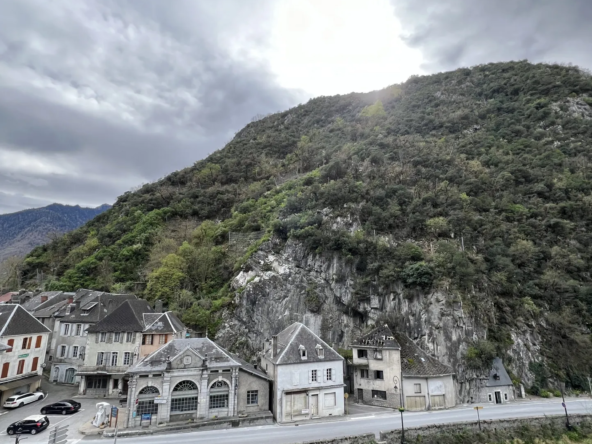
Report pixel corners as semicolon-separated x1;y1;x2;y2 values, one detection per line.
1;0;591;214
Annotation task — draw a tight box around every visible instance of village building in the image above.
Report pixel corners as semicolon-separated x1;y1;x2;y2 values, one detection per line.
478;357;515;404
261;322;345;423
49;290;137;385
78;299;186;397
350;325;402;408
0;305;51;404
125;338;270;427
396;333;456;411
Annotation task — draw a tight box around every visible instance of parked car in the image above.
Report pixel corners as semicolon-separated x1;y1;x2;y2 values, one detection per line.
3;392;44;409
7;415;50;435
40;399;81;415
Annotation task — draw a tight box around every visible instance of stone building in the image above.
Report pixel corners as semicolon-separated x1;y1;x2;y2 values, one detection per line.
49;290;137;384
0;305;51;404
77;299;186;397
261;322;345;423
396;333;456;411
350;325;402;408
125;338;270;427
478;357;515;404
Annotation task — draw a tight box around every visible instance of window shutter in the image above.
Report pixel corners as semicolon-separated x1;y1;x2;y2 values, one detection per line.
80;346;85;360
322;368;327;382
308;371;312;383
331;368;335;382
96;353;101;365
107;332;113;343
132;332;136;343
105;352;111;366
95;333;99;343
292;371;299;386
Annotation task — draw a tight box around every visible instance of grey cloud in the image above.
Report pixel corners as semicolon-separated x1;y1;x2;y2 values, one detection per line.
392;0;592;72
0;0;304;214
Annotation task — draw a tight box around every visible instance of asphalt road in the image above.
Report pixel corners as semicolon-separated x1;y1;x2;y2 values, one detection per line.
79;397;592;444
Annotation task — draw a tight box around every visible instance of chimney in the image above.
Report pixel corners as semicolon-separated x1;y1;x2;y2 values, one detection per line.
67;296;74;304
40;296;48;303
272;335;278;359
154;300;163;313
254;363;258;370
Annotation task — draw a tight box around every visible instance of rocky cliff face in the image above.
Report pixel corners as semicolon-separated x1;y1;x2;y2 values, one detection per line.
218;237;542;402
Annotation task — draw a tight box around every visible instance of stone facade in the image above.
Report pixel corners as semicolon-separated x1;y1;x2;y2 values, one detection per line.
402;375;456;411
351;347;401;409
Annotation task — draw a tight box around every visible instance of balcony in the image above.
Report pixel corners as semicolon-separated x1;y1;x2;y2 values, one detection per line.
76;365;129;375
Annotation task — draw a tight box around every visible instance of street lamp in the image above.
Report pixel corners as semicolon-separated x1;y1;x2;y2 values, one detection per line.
393;376;405;444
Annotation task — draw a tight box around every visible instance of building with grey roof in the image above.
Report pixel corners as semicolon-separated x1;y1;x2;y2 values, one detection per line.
125;338;270;427
77;299;186;397
0;305;51;404
396;333;456;410
478;357;515;404
261;322;345;423
49;290;138;385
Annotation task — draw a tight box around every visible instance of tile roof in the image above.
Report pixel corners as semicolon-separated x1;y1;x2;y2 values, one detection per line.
0;292;18;303
485;357;513;387
88;299;153;333
142;312;185;334
128;338;241;372
351;325;400;349
0;304;51;336
396;333;454;377
265;322;343;365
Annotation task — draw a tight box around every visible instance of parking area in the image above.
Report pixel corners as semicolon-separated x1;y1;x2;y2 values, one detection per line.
0;380;110;443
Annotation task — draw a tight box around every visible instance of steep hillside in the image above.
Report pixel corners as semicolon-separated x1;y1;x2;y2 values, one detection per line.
22;61;592;394
0;203;111;263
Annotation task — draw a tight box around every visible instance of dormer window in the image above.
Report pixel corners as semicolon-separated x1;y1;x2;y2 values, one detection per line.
316;344;324;358
299;345;307;360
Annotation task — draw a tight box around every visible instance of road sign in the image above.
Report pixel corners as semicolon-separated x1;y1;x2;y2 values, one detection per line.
141;413;152;421
474;406;483;410
111;406;118;418
344;393;349;399
48;425;68;444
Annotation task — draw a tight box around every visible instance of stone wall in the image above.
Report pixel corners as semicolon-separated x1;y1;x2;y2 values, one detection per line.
302;434;377;444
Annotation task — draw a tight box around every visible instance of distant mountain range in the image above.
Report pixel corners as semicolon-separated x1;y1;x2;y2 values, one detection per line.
0;203;111;262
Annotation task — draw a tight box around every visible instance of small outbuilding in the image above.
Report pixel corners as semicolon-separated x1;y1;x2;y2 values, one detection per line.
479;357;515;404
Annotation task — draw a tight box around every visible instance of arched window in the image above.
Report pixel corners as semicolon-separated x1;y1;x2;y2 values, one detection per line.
171;380;199;414
209;380;229;410
137;386;160;416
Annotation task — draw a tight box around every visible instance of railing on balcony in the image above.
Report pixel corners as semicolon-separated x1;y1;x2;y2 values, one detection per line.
77;365;129;374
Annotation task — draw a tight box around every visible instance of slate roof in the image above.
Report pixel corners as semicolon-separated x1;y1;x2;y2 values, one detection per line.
0;304;51;336
396;333;454;377
142;312;185;334
351;325;400;349
57;290;137;323
265;322;343;365
88;299;153;333
33;294;73;318
485;357;513;387
128;338;241;373
21;291;64;312
230;353;272;380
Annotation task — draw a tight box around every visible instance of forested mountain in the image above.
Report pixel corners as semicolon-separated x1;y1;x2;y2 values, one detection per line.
22;61;592;393
0;203;111;263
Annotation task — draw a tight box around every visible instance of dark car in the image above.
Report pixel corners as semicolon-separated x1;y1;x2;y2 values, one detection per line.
40;399;81;415
7;415;50;435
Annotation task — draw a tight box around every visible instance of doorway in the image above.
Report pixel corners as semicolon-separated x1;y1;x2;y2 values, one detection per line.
53;367;60;382
495;391;502;404
357;389;363;402
64;368;75;384
310;394;318;417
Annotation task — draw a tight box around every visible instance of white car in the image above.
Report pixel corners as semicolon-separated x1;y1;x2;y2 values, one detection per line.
3;392;44;409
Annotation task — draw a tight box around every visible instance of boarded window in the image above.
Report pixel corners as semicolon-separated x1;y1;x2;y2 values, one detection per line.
414;383;421;393
35;336;42;348
31;357;39;372
406;395;426;411
430;395;446;409
324;392;336;407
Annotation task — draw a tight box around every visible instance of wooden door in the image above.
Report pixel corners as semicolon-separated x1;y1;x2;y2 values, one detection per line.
405;395;427;411
430;395;446;409
495;391;502;404
310;394;318;416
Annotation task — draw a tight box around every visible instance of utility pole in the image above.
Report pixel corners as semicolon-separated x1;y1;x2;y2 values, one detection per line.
560;384;571;430
474;406;483;431
393;376;405;444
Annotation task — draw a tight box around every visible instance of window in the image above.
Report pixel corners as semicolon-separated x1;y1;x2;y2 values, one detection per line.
76;324;82;336
100;332;106;342
326;368;333;381
324;392;336;407
159;334;166;344
111;352;118;366
123;352;132;366
63;324;70;336
414;384;422;394
114;332;121;343
504;393;508;401
374;370;384;380
316;345;324;358
126;332;133;342
96;352;105;366
311;369;318;382
35;336;42;348
488;393;493;402
6;339;13;353
60;345;67;357
31;357;39;372
299;345;306;359
372;390;387;400
247;390;258;405
137;386;159;416
360;369;369;379
1;363;9;378
87;377;109;389
171;381;199;413
72;346;79;358
357;349;368;359
22;337;31;349
373;350;383;360
17;360;25;375
143;335;153;345
209;394;229;409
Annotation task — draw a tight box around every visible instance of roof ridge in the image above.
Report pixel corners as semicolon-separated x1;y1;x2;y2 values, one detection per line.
143;312;165;331
0;305;18;336
276;323;303;364
207;338;240;365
